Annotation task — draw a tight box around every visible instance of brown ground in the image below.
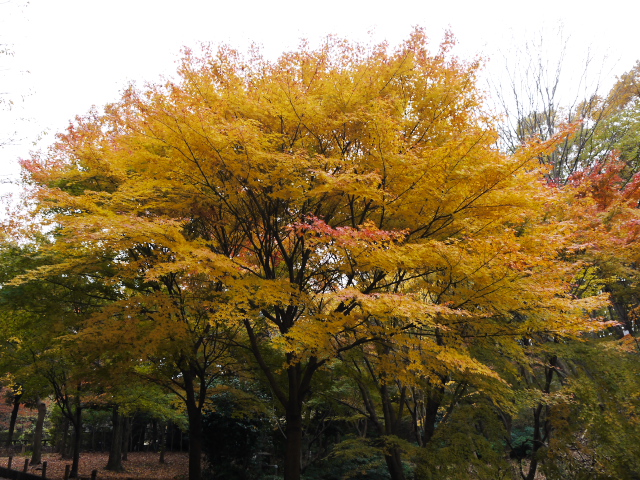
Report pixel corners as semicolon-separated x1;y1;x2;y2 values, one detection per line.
1;452;189;480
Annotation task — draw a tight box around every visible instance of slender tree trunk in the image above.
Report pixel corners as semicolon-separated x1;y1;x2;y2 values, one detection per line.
138;422;146;452
30;398;47;465
358;380;405;480
105;407;124;471
523;357;556;480
6;392;22;448
151;420;158;452
158;422;166;464
122;416;131;461
380;384;406;480
69;402;82;478
59;416;71;458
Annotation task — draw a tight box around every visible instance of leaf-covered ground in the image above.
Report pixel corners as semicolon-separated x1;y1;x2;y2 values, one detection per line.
1;452;189;480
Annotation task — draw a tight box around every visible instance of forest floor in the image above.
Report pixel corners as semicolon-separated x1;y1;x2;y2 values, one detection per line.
1;452;189;480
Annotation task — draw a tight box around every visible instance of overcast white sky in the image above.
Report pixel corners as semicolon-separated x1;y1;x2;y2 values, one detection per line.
1;0;639;203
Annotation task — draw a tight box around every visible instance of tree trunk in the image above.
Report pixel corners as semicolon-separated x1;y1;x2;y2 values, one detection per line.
137;421;146;452
122;416;131;461
284;406;303;480
384;449;406;480
6;391;22;448
184;370;203;480
58;416;71;458
523;358;556;480
151;420;158;452
186;410;202;480
379;384;406;480
105;407;124;471
69;402;82;478
30;398;47;465
422;386;444;445
158;422;166;464
244;321;320;480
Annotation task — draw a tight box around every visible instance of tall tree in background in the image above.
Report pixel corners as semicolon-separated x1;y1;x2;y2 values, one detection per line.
490;30;616;182
491;34;640;478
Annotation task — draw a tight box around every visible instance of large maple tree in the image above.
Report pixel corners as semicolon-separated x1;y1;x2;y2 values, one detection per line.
21;29;604;480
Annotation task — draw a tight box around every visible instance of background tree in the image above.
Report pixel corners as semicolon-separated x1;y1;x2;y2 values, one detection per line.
2;383;22;448
0;238;118;476
490;43;640;479
67;253;243;480
490;30;615;182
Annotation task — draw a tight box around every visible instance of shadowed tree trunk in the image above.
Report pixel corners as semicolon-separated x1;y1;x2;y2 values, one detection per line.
31;398;47;465
284;397;303;480
122;416;131;461
380;384;407;480
69;397;82;478
58;416;71;458
5;388;22;448
244;320;322;480
151;420;158;452
106;406;124;472
183;367;204;480
158;421;166;464
137;421;146;452
521;356;557;480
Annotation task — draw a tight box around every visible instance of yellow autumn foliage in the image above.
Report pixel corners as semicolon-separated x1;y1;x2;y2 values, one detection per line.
19;32;608;478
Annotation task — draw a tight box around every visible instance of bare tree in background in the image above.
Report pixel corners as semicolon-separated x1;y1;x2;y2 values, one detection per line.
1;0;30;195
488;27;618;182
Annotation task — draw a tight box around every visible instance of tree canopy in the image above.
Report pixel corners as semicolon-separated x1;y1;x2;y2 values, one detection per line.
2;28;638;480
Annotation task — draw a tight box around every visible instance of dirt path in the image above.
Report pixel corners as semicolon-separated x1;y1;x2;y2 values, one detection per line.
1;452;189;480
